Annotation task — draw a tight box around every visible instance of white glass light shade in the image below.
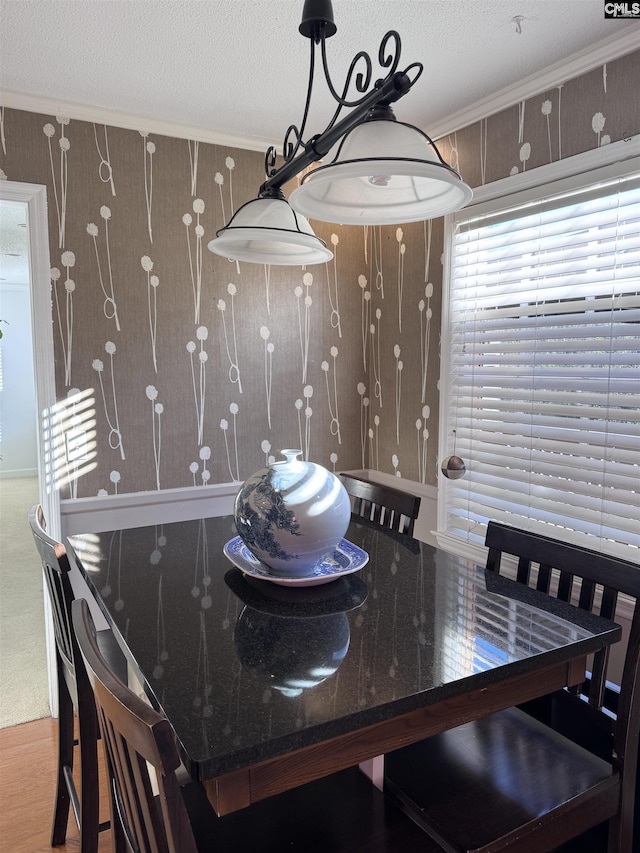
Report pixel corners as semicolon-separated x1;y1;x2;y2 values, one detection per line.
207;196;333;265
289;120;473;225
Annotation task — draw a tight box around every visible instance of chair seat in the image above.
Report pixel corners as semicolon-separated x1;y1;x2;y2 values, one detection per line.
384;707;620;853
183;765;443;853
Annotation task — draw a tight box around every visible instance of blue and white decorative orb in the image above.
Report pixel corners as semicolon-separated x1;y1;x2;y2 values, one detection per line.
233;449;351;577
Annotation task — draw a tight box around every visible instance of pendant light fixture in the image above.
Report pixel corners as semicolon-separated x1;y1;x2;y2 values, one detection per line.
208;0;472;266
209;194;334;265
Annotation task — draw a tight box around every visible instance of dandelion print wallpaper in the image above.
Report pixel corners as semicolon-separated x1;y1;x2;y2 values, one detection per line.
436;51;639;187
0;48;638;500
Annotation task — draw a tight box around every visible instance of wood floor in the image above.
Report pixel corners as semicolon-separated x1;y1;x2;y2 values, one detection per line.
0;717;112;853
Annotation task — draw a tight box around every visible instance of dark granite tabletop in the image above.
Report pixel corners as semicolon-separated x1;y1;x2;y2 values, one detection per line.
68;516;620;783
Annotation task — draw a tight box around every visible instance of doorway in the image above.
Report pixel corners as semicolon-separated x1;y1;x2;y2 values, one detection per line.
1;199;38;473
0;179;59;723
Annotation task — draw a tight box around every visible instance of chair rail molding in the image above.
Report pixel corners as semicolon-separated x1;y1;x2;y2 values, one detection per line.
59;481;239;538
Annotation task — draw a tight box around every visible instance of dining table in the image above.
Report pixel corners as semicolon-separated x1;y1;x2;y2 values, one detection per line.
67;513;622;817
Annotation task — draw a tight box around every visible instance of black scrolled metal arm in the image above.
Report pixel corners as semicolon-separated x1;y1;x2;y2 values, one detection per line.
283;123;304;162
377;31;401;78
323;44;372;107
265;121;305;178
264;145;278;178
319;37;421;142
260;67;415;196
265;28;407;178
321;29;402;110
265;33;319;177
401;62;423;87
260;16;425;191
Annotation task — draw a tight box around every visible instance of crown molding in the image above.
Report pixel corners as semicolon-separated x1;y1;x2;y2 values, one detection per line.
429;25;639;141
1;26;637;153
0;90;277;153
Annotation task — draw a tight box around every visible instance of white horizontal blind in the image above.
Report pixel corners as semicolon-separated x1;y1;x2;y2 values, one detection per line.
443;170;640;562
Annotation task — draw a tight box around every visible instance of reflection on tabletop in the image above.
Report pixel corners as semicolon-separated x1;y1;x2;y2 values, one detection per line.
67;515;615;780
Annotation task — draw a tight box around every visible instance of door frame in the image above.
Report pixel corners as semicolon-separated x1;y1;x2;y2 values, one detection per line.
1;179;59;714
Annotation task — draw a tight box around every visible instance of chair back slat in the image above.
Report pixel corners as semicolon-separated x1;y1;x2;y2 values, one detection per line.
516;557;530;585
483;520;640;839
371;503;384;527
72;599;198;853
105;720;145;852
536;563;552;593
556;570;574;603
600;586;619;621
130;743;164;851
579;578;597;612
112;730;150;851
589;647;610;708
340;474;420;537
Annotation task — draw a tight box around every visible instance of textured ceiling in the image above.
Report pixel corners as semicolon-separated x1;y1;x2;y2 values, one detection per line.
0;0;635;149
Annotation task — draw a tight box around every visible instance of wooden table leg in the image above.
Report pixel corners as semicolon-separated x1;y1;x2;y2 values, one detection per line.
204;767;251;817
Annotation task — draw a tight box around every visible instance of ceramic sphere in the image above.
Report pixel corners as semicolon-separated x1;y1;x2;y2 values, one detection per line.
234;449;351;576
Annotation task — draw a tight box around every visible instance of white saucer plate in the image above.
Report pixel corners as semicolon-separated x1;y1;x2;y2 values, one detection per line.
223;536;369;587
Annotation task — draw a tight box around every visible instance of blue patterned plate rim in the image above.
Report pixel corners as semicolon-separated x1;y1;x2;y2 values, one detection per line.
223;536;369;587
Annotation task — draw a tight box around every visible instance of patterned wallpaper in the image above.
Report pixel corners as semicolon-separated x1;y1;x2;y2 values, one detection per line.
437;51;639;187
0;48;638;499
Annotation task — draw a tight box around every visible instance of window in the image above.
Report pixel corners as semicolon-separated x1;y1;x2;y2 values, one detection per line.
439;161;640;563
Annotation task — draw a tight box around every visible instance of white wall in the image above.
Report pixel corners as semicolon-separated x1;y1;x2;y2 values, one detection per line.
0;282;38;477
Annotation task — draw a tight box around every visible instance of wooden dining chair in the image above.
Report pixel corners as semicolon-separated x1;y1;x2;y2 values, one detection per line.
384;522;640;853
340;473;421;536
71;596;442;853
29;504;121;853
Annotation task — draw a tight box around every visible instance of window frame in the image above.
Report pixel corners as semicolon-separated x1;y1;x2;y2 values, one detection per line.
437;139;640;569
